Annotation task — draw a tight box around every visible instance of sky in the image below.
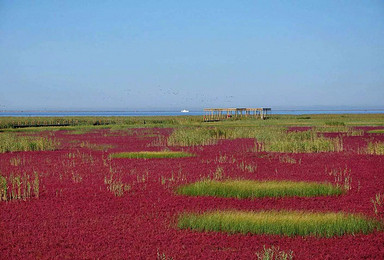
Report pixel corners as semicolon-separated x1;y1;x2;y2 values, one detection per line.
0;0;383;111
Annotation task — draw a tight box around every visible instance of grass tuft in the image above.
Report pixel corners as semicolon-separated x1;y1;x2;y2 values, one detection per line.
365;142;384;155
0;171;40;201
371;193;384;218
176;179;344;199
278;155;299;164
256;245;293;260
104;171;131;197
177;210;381;237
110;151;194;159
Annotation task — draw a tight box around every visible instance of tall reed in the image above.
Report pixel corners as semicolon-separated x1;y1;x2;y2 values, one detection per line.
168;127;343;153
366;142;384;155
0;171;40;201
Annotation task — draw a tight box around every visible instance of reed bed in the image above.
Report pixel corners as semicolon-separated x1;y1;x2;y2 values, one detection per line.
257;130;343;153
314;126;363;136
110;151;195;159
167;127;219;146
0;133;59;153
177;210;381;237
176;180;343;199
168;127;343;153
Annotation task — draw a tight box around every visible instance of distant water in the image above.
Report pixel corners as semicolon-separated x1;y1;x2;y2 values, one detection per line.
0;111;204;117
273;109;384;115
0;110;383;117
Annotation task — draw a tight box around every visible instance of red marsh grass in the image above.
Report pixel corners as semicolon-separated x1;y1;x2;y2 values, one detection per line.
109;151;195;159
177;210;382;237
176;179;344;199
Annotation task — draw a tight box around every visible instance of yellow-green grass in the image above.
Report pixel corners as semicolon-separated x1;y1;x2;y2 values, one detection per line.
366;142;384;155
110;151;195;159
258;130;343;153
256;245;293;260
167;127;219;146
0;172;39;201
2;114;384;131
261;136;343;153
176;180;344;199
315;126;363;136
168;127;343;152
368;129;384;134
0;133;59;153
177;210;381;237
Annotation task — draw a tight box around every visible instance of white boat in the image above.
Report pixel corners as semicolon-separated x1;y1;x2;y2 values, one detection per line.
181;109;189;113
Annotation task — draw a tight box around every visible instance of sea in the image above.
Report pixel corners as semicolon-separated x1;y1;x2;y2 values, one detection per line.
0;109;383;117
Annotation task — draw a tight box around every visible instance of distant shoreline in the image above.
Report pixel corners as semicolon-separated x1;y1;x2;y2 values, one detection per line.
1;109;384;117
1;109;384;113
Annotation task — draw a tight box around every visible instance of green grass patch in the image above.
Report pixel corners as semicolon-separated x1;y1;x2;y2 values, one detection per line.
324;121;345;126
0;133;59;153
368;129;384;134
110;151;195;159
177;210;381;237
176;179;343;198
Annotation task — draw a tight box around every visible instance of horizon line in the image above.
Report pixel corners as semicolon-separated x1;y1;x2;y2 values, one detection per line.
2;108;384;113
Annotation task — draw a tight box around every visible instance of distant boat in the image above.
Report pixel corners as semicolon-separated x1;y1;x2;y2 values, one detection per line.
181;109;189;113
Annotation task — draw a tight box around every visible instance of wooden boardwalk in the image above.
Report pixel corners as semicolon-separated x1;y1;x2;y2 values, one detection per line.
204;108;271;121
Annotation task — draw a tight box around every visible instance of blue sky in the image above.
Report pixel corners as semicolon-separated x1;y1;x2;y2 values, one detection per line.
0;1;383;111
